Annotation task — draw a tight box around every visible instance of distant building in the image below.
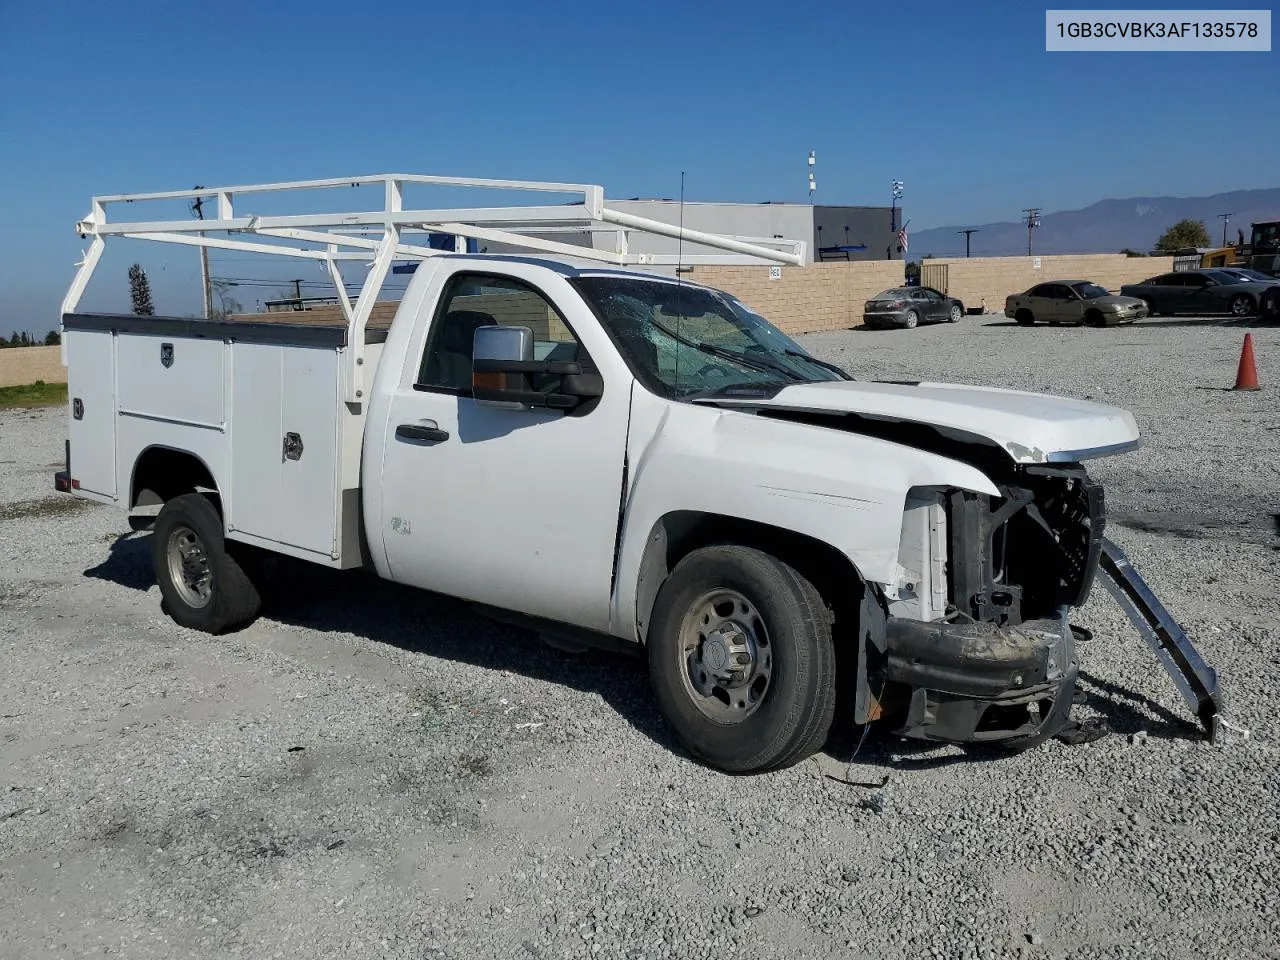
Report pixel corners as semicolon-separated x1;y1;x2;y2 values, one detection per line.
480;199;905;269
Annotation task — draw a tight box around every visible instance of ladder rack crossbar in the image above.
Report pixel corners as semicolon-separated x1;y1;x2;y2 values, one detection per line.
63;173;810;402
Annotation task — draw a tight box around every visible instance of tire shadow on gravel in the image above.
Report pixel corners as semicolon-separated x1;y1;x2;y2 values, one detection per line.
83;531;679;755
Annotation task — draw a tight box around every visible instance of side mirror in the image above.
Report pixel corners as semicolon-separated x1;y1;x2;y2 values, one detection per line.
471;325;603;411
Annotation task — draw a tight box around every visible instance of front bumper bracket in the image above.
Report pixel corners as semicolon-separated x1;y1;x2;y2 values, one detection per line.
1096;536;1225;742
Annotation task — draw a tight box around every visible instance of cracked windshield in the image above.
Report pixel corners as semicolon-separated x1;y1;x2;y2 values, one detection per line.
573;275;847;397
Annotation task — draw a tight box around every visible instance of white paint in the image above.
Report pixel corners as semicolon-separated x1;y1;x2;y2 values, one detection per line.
697;380;1141;464
64;329;117;498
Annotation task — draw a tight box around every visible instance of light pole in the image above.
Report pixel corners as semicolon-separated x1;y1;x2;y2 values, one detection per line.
1023;207;1042;256
1219;213;1233;247
958;228;979;257
807;151;816;205
890;179;904;233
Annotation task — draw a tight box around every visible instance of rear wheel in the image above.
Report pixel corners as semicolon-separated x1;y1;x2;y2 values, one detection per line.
904;310;920;329
647;545;837;773
152;493;262;634
1015;309;1035;326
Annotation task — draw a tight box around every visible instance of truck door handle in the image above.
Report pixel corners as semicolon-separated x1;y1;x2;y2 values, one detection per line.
396;421;450;443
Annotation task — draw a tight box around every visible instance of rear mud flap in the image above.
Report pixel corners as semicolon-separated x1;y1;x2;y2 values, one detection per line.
1096;537;1229;742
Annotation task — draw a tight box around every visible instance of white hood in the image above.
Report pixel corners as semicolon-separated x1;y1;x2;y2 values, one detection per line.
697;380;1141;464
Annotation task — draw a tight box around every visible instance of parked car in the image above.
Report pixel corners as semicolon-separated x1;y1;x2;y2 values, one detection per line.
1119;269;1271;317
1218;267;1277;285
1004;280;1148;327
863;286;964;329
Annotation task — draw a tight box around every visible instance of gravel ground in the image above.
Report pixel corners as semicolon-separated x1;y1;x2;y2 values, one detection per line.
2;315;1279;960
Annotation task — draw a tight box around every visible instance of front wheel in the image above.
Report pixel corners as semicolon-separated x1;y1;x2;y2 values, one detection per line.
647;545;837;773
1015;309;1035;326
1230;294;1255;317
152;493;262;634
948;304;963;323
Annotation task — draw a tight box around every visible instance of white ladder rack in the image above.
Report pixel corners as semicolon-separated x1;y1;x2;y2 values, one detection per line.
61;173;808;403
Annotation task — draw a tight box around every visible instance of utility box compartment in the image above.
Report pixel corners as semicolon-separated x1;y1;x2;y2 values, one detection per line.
64;328;118;499
228;342;341;558
62;312;362;568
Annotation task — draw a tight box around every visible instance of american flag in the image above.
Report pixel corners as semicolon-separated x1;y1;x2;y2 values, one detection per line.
897;226;908;253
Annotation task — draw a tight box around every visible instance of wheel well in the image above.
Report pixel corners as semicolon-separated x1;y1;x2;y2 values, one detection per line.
1015;308;1033;321
634;512;866;646
131;447;218;509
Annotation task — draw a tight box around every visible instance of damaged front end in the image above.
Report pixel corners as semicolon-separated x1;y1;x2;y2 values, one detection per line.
860;465;1106;746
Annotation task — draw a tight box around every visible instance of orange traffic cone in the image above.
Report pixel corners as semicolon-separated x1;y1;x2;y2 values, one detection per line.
1233;333;1261;391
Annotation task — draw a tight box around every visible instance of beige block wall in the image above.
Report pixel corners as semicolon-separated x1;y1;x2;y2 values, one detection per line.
923;254;1176;312
0;346;66;388
686;260;906;335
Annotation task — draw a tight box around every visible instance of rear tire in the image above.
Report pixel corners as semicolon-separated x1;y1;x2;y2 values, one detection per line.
1015;309;1035;326
152;493;262;634
904;310;920;329
647;545;837;774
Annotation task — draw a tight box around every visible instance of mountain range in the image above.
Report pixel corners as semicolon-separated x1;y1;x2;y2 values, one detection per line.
909;188;1280;259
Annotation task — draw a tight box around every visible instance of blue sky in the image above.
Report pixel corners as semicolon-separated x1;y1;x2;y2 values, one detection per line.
1;0;1276;331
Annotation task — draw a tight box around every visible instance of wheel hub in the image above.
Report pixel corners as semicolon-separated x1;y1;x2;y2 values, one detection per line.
167;526;213;609
700;623;753;683
680;589;773;721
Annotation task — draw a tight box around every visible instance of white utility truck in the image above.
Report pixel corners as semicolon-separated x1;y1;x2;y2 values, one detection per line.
54;174;1224;773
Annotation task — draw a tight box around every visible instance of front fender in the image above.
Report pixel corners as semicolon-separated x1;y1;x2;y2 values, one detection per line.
610;389;1001;640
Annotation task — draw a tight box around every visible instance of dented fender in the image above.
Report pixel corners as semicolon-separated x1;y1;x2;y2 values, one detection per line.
609;385;1002;641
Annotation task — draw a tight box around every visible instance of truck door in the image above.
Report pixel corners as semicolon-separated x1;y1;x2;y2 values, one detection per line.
376;266;631;634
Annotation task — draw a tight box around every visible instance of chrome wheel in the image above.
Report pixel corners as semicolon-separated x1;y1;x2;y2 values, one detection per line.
1231;295;1253;317
679;589;772;722
949;304;962;322
167;525;212;609
904;310;919;329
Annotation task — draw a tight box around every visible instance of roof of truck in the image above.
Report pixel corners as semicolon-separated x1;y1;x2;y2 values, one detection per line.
424;252;716;286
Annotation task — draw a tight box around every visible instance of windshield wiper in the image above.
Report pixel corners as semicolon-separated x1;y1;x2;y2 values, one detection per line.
647;316;806;382
783;349;853;380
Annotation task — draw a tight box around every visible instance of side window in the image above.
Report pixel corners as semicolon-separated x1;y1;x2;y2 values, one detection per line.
415;273;581;392
1028;284;1050;297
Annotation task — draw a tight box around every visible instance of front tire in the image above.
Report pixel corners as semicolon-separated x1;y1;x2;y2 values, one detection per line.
1015;309;1035;326
647;546;837;773
152;493;262;634
948;304;963;323
1230;294;1255;317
